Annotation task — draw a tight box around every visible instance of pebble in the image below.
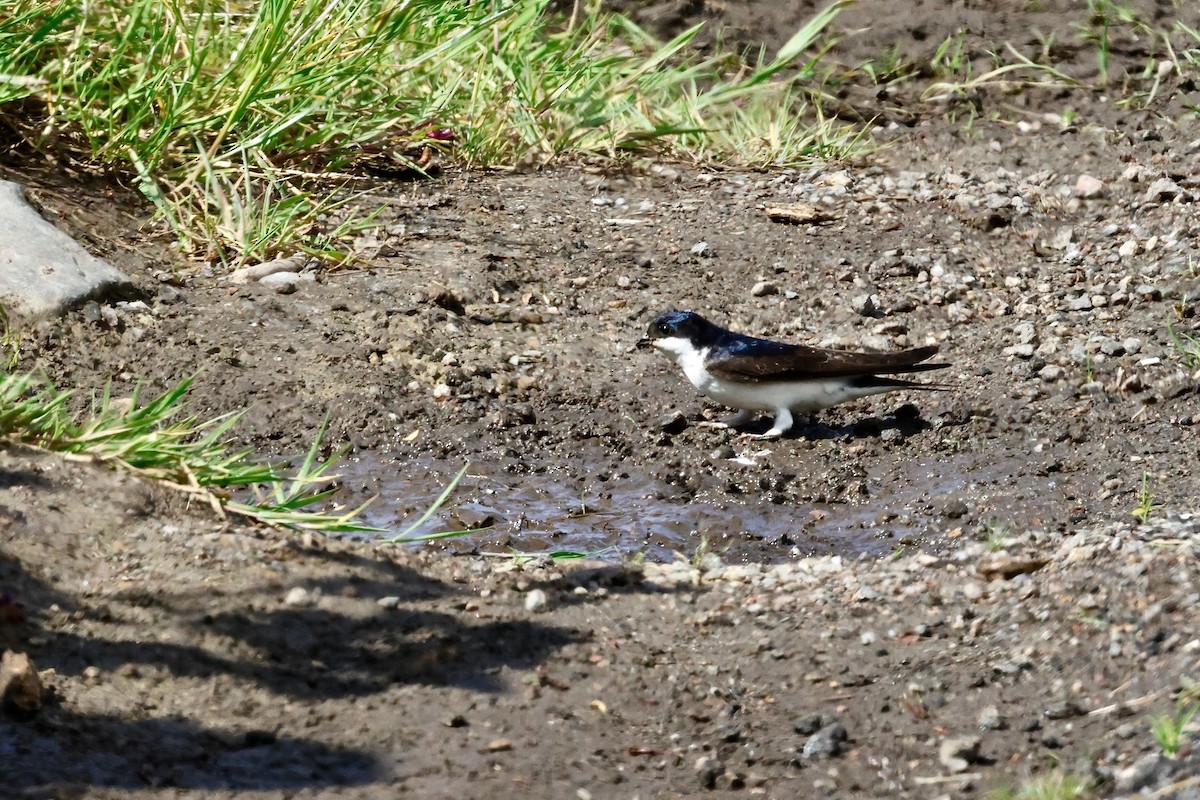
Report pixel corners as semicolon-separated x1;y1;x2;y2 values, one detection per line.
524;588;550;613
793;714;824;735
1043;700;1084;720
283;587;313;607
690;241;713;257
751;280;778;297
977;705;1005;730
1114;753;1165;792
941;498;969;519
1075;174;1105;198
659;411;688;434
377;595;401;609
802;722;847;759
851;294;879;316
1144;177;1182;202
694;755;722;789
938;735;981;773
1038;364;1064;382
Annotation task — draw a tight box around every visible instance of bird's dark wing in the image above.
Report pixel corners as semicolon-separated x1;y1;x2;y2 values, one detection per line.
706;337;947;383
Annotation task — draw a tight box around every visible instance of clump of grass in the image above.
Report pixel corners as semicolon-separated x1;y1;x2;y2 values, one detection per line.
0;372;381;533
1151;690;1199;758
1150;705;1197;757
0;305;19;369
0;0;859;266
1167;320;1200;370
990;772;1092;800
1131;471;1160;524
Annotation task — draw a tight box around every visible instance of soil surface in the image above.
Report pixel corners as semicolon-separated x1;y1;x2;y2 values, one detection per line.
3;1;1200;797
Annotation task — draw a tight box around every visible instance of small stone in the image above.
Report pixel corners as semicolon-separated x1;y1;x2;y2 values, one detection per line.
1038;364;1064;382
802;722;848;759
793;714;824;735
1066;295;1093;312
694;755;722;789
659;411;688;434
851;294;879;317
1043;700;1084;720
690;241;713;258
1099;339;1125;356
484;738;513;753
444;714;468;728
1118;239;1139;258
1144;177;1182;202
938;735;981;773
751;280;778;297
516;375;539;392
1115;753;1163;792
524;588;550;613
377;595;401;609
942;498;969;519
978;705;1006;730
283;587;312;607
1075;174;1105;198
0;651;44;715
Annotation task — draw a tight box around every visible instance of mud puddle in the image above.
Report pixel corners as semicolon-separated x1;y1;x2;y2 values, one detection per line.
337;447;1074;561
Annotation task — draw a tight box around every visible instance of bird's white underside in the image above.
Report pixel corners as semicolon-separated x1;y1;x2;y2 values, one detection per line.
652;336;908;437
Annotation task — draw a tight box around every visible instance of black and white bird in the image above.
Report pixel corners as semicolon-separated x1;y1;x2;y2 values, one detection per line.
638;310;949;438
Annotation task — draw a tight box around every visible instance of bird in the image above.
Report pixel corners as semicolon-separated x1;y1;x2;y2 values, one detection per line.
637;310;949;439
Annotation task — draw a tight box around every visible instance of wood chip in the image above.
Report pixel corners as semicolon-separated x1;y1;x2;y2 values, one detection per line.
765;203;837;225
976;554;1050;580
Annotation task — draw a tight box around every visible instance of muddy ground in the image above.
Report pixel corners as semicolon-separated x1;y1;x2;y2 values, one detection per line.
3;0;1200;797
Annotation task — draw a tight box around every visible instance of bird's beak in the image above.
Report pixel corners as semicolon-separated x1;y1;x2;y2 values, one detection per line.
636;336;652;350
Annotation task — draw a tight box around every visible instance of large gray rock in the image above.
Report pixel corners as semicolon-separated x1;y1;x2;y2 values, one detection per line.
0;180;137;320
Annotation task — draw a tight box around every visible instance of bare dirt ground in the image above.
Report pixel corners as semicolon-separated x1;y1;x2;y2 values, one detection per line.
3;1;1200;797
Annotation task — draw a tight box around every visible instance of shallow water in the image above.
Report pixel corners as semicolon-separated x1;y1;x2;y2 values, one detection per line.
338;448;1071;562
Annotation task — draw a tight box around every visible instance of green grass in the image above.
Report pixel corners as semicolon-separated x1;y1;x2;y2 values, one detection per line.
1152;681;1200;762
990;772;1092;800
0;0;859;267
0;371;383;533
1168;320;1200;370
1132;471;1160;524
1151;698;1199;758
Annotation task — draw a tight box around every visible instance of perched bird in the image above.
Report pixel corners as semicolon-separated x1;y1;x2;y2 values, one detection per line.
638;310;949;438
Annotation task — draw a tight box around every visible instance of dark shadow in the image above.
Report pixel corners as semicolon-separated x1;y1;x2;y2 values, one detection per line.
728;403;935;441
0;529;589;792
1;713;381;791
0;468;53;490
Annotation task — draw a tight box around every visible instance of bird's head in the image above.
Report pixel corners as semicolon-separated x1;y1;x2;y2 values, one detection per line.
637;310;718;358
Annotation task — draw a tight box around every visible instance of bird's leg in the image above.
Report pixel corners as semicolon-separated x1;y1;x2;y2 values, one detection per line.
698;409;754;430
742;408;794;440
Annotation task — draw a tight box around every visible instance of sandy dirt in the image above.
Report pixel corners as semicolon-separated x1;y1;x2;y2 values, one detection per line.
3;1;1200;797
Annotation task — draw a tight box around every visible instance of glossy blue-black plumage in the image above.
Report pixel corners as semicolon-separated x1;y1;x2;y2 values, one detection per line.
643;310;947;383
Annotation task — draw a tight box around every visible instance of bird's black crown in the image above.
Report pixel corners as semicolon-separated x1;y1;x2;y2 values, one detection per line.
644;310;718;344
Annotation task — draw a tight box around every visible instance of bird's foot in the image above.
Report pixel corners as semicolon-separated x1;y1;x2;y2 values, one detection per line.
698;410;754;430
738;409;793;440
740;429;785;440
